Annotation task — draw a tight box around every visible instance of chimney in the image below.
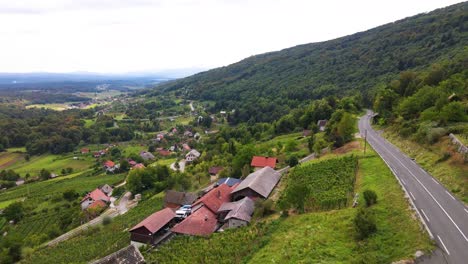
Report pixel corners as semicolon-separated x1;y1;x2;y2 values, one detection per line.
204;215;208;221
217;190;221;199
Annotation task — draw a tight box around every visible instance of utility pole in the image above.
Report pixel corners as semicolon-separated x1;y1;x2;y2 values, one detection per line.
364;129;367;155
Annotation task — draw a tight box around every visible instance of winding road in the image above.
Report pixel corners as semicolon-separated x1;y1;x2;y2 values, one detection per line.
359;111;468;264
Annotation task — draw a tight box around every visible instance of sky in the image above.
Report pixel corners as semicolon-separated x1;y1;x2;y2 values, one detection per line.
0;0;464;74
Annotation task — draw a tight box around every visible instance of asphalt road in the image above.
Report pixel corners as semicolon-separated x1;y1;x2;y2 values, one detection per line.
359;111;468;264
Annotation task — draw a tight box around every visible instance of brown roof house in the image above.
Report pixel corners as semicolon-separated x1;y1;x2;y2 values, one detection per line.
129;207;176;246
217;197;255;229
164;190;198;209
231;166;281;201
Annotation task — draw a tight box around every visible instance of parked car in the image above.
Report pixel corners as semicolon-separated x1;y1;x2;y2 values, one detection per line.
175;205;192;218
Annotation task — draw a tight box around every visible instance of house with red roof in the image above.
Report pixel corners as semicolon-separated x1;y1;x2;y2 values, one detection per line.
171;206;218;236
81;188;111;210
158;149;171;157
103;160;119;173
192;183;234;213
81;148;90;154
170;184;236;236
130;208;176;245
250;156;277;170
132;163;146;170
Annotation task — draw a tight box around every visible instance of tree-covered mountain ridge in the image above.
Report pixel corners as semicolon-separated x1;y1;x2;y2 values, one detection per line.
154;2;467;123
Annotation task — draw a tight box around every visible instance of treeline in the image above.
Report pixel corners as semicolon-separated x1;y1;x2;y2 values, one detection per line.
373;50;467;144
0;106;136;155
0;91;89;104
153;2;467;123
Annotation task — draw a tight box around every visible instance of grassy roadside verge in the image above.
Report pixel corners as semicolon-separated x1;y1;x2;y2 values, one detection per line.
381;130;467;204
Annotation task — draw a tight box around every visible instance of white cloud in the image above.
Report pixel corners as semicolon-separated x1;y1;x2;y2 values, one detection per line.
0;0;464;73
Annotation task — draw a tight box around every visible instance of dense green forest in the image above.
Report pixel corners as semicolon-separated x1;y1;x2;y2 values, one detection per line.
153;2;467;123
373;50;467;142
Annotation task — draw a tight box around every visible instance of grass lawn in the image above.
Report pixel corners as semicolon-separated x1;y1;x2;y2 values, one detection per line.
7;154;93;176
382;131;467;203
249;141;433;263
151;158;177;167
256;132;310;167
6;147;26;153
26;103;69;111
0;198;20;209
176;115;193;125
83;119;95;128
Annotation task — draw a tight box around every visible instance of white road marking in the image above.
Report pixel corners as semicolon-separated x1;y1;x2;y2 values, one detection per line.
409;192;416;201
431;178;439;185
400;178;406;185
445;191;456;201
438;235;450;255
421;209;430;222
365;126;468;242
419;167;425;173
465;208;468;214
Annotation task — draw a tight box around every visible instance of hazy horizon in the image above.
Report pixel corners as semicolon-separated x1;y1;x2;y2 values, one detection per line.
0;0;464;73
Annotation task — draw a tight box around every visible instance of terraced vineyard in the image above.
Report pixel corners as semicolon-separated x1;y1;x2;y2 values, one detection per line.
279;155;358;212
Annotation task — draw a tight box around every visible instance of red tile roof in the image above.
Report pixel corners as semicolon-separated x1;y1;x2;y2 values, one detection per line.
130;208;176;234
129;160;137;166
251;156;277;168
82;188;110;203
81;148;90;153
171;206;217;236
88;199;107;209
104;160;115;168
193;183;234;213
133;163;145;169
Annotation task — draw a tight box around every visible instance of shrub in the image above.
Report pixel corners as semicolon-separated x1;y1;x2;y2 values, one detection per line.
354;208;377;239
363;190;378;207
102;216;112;226
3;202;24;222
287;155;299;167
63;189;79;202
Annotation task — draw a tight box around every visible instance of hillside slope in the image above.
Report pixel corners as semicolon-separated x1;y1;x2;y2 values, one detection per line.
155;2;467;123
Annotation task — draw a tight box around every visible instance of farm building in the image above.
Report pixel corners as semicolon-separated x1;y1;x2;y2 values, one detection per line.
140;151;155;161
231;166;281;201
103;160;117;172
164;190;198;209
132;163;145;170
216;177;242;187
129;207;176;246
192;183;235;213
209;166;224;176
100;184;113;195
317;120;328;131
250;156;277;170
81;148;90;154
81;188;111;210
218;197;254;229
185;149;201;162
91;244;145;264
171;206;218;236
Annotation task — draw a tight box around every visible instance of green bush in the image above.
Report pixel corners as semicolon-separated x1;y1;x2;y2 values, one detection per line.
102;216;112;226
363;190;378;207
354;208;377;239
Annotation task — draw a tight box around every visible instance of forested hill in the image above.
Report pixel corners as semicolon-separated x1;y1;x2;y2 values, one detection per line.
154;2;467;123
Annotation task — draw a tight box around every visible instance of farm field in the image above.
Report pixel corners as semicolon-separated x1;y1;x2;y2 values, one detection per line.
0;151;24;170
7;154;93;176
23;192;165;264
279;155;357;212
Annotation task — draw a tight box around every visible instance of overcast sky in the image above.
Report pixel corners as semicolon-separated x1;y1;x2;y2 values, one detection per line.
0;0;464;73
